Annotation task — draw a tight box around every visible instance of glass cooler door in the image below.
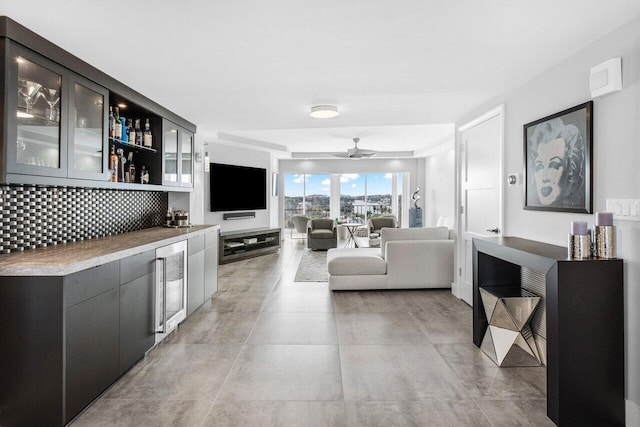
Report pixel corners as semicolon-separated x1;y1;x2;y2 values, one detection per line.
155;240;188;343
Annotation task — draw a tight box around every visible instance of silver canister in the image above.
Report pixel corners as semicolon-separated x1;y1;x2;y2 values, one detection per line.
595;225;616;259
174;210;189;227
568;234;591;259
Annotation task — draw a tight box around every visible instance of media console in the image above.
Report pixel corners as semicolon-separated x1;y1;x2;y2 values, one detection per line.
473;236;624;426
218;227;281;264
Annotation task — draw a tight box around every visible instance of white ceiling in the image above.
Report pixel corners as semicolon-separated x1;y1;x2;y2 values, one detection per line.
3;1;640;157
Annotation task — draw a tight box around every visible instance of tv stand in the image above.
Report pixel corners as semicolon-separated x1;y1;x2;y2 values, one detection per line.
473;236;624;426
219;227;280;264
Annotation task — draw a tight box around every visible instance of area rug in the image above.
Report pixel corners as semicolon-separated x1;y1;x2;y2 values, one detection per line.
294;250;328;282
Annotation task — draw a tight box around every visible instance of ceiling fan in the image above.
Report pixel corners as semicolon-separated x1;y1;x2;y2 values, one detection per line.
289;134;415;159
333;137;377;159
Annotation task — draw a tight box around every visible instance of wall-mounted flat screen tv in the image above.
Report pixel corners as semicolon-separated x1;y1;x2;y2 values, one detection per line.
210;163;267;212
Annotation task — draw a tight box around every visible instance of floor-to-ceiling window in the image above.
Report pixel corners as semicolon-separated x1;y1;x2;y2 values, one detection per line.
284;174;305;230
283;174;330;231
304;174;330;218
365;173;393;218
339;174;365;223
285;172;405;235
339;173;402;225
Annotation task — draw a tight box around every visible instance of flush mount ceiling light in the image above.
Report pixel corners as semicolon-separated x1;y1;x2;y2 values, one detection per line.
310;105;339;119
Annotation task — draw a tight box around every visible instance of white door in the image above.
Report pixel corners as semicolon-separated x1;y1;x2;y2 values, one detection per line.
455;106;504;305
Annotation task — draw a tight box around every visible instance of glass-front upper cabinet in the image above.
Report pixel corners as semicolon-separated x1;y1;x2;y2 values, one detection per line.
162;120;179;186
67;76;108;180
180;131;193;186
6;41;109;182
162;119;193;188
8;43;68;178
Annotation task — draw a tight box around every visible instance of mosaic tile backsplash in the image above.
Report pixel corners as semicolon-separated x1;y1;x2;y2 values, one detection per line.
0;185;168;254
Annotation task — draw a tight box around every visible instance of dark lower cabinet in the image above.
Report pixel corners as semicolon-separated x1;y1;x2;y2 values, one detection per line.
204;229;219;297
119;273;155;374
0;277;64;427
188;234;206;316
119;249;155;374
188;251;205;316
0;251;156;426
188;232;219;317
0;233;217;425
65;287;120;423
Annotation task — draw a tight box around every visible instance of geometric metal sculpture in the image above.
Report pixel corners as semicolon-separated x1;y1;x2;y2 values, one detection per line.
479;286;542;367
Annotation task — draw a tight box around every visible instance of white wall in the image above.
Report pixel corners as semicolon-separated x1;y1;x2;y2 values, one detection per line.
455;15;640;416
423;148;455;227
191;134;206;225
202;141;275;233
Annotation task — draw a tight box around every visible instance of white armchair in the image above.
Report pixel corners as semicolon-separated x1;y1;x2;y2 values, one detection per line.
291;214;310;239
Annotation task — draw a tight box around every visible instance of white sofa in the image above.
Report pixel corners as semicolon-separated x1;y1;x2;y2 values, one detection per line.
326;226;454;290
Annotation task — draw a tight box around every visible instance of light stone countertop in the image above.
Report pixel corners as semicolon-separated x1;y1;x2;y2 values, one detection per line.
0;224;220;277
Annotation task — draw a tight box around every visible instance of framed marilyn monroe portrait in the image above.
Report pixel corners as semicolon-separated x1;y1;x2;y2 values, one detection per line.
523;101;593;213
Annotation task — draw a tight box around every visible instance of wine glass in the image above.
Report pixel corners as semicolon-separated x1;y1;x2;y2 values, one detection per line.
38;88;61;122
18;80;42;114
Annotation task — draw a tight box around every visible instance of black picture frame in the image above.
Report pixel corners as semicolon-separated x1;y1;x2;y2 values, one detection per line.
523;101;593;213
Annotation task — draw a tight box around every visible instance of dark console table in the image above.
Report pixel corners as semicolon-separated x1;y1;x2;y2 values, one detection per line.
472;236;624;426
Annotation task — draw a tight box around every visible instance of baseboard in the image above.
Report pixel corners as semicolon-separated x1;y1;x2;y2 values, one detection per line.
628;399;640;427
460;284;473;306
451;281;459;298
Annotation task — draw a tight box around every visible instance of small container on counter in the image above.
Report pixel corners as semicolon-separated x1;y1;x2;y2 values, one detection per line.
174;210;189;227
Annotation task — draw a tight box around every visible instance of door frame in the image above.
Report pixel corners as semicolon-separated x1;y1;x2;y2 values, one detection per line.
453;104;505;304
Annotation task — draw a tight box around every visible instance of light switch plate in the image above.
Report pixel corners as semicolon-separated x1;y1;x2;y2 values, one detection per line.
605;199;640;221
590;58;622;98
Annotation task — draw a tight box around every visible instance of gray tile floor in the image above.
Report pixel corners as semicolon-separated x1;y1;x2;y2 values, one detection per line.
71;237;554;426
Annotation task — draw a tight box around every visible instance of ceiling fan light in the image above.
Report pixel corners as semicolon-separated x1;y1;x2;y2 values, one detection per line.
310;105;339;119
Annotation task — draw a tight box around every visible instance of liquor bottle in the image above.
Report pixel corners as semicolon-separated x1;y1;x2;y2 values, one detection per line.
126;119;133;143
108;106;115;138
135;119;143;145
121;116;128;143
114;107;121;139
140;165;149;184
143;119;153;147
109;145;118;182
117;148;126;182
127;151;136;183
128;119;136;146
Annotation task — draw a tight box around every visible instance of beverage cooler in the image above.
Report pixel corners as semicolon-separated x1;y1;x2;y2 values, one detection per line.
155;240;188;343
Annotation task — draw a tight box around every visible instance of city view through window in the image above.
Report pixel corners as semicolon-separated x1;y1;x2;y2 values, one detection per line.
284;173;404;232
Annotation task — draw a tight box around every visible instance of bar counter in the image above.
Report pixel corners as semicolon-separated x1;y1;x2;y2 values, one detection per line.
0;224;220;276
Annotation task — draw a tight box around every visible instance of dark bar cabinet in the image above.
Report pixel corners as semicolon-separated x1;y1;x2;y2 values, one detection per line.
472;236;624;426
